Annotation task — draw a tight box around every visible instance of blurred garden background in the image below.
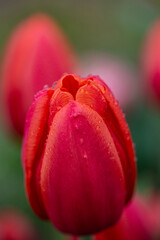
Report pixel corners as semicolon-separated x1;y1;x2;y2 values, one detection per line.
0;0;160;239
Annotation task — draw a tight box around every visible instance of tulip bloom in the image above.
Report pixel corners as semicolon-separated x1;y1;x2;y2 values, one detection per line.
0;209;38;240
141;19;160;105
22;74;136;235
1;13;76;136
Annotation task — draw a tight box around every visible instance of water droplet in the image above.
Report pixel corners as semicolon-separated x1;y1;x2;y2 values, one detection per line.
102;88;105;93
79;89;84;94
96;125;100;130
52;81;57;89
83;153;88;159
80;138;84;144
56;106;61;111
75;124;79;129
43;85;49;89
114;100;118;105
71;112;80;118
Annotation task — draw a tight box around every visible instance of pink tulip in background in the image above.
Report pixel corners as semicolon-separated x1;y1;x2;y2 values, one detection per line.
95;195;153;240
147;193;160;239
77;53;139;111
0;209;38;240
141;19;160;106
1;13;76;137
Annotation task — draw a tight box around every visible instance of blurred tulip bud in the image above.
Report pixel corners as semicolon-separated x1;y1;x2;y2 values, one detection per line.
22;74;136;235
77;53;139;111
94;194;160;240
1;13;76;137
0;209;38;240
141;19;160;106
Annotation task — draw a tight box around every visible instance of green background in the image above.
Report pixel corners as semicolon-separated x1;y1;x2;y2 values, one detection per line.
0;0;160;239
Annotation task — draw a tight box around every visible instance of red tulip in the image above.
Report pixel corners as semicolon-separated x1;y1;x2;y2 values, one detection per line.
141;19;160;105
0;209;38;240
1;13;76;137
22;74;136;235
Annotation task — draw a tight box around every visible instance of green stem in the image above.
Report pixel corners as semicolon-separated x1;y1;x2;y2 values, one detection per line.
82;236;92;240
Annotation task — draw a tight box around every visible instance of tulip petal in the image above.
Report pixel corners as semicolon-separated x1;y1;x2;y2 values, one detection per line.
22;88;54;219
85;75;136;203
76;80;107;116
41;101;126;235
54;74;81;98
22;87;74;219
48;88;74;125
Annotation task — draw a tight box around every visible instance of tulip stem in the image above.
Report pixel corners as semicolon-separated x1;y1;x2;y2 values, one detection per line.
82;237;92;240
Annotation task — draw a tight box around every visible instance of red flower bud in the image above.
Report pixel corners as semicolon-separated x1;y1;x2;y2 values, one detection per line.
1;13;76;136
22;74;136;235
0;209;38;240
141;19;160;106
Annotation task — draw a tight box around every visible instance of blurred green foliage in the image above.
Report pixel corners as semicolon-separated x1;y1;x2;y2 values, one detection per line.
0;0;160;239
